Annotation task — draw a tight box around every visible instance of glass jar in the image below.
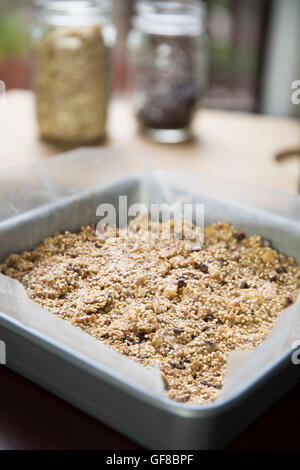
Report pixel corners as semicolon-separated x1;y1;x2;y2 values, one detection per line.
128;0;207;143
32;0;115;146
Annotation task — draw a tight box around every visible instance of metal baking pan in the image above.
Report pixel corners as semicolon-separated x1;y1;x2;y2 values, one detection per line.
0;175;299;449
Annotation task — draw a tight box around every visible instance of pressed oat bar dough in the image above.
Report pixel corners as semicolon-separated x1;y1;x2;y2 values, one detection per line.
1;218;300;404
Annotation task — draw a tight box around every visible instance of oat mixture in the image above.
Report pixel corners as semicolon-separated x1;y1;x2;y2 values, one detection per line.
1;218;300;404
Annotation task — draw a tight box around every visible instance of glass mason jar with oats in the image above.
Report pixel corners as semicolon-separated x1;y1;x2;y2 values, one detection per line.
128;0;207;143
32;0;115;146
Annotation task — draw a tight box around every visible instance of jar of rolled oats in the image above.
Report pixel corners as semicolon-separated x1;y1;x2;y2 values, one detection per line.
32;0;115;145
128;0;207;143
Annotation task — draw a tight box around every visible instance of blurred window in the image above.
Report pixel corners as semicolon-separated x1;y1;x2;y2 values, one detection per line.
205;0;273;112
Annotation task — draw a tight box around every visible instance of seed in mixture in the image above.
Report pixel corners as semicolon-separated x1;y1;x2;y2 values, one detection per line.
200;380;221;390
277;266;287;274
234;232;246;241
195;262;208;274
203;314;214;322
173;327;184;335
1;217;299;405
240;281;249;289
177;277;187;288
219;259;229;267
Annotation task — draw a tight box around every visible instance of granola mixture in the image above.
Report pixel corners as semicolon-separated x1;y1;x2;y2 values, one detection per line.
1;219;300;404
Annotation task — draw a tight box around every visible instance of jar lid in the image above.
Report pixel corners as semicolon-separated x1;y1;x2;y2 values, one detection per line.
133;0;206;36
35;0;111;26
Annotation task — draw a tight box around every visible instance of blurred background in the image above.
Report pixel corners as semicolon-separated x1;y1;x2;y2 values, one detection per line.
0;0;299;117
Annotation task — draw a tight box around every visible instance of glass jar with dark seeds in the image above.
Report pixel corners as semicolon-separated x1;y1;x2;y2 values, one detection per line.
128;0;207;143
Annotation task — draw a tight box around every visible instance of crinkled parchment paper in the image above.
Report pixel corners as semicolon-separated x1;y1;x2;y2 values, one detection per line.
0;147;299;404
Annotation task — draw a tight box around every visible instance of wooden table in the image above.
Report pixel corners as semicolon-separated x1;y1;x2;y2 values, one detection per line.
0;90;299;192
0;90;300;450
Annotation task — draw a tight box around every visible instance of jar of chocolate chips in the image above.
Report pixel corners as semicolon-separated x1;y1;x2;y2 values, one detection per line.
128;0;207;143
32;0;115;146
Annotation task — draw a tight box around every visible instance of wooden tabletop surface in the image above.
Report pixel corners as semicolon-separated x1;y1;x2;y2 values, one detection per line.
0;90;299;192
0;89;300;450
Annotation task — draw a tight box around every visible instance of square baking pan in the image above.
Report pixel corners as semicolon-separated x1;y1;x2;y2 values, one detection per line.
0;175;299;449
